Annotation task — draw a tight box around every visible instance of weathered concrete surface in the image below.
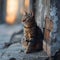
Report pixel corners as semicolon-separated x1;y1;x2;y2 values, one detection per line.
1;43;48;60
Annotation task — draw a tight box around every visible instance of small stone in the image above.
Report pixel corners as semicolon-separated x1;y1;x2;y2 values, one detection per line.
9;58;16;60
20;49;24;52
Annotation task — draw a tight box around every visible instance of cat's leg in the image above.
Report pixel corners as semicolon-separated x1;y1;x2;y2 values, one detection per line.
22;31;30;48
35;40;43;51
25;38;37;53
22;36;29;49
25;39;43;53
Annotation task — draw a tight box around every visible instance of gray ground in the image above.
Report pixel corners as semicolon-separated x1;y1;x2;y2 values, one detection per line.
0;24;48;60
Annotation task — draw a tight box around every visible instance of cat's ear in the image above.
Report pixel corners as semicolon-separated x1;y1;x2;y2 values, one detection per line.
30;10;34;17
23;9;27;15
24;11;27;15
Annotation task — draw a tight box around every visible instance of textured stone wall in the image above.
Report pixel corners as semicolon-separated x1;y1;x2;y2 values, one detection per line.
50;0;58;43
35;0;44;29
50;0;60;56
35;0;60;56
35;0;50;30
55;0;60;42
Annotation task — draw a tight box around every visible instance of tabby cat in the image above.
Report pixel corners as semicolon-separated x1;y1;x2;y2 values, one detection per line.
22;11;44;53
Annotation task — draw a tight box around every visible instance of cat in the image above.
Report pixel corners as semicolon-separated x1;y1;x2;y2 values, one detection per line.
22;11;44;53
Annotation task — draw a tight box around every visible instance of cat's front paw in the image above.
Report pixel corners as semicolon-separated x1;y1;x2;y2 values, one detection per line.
22;39;29;49
25;45;32;54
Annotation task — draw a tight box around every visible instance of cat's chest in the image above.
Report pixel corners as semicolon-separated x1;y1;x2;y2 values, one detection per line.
24;27;33;34
24;27;36;38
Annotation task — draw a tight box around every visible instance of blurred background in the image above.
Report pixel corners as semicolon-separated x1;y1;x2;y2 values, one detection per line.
0;1;26;59
0;0;31;44
0;0;31;24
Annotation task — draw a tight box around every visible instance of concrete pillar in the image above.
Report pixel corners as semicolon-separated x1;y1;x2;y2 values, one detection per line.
35;0;60;57
43;0;60;56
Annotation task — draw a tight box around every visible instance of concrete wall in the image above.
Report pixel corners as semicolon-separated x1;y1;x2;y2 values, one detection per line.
50;0;60;56
35;0;50;30
35;0;51;56
0;0;24;24
35;0;60;56
35;0;44;29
